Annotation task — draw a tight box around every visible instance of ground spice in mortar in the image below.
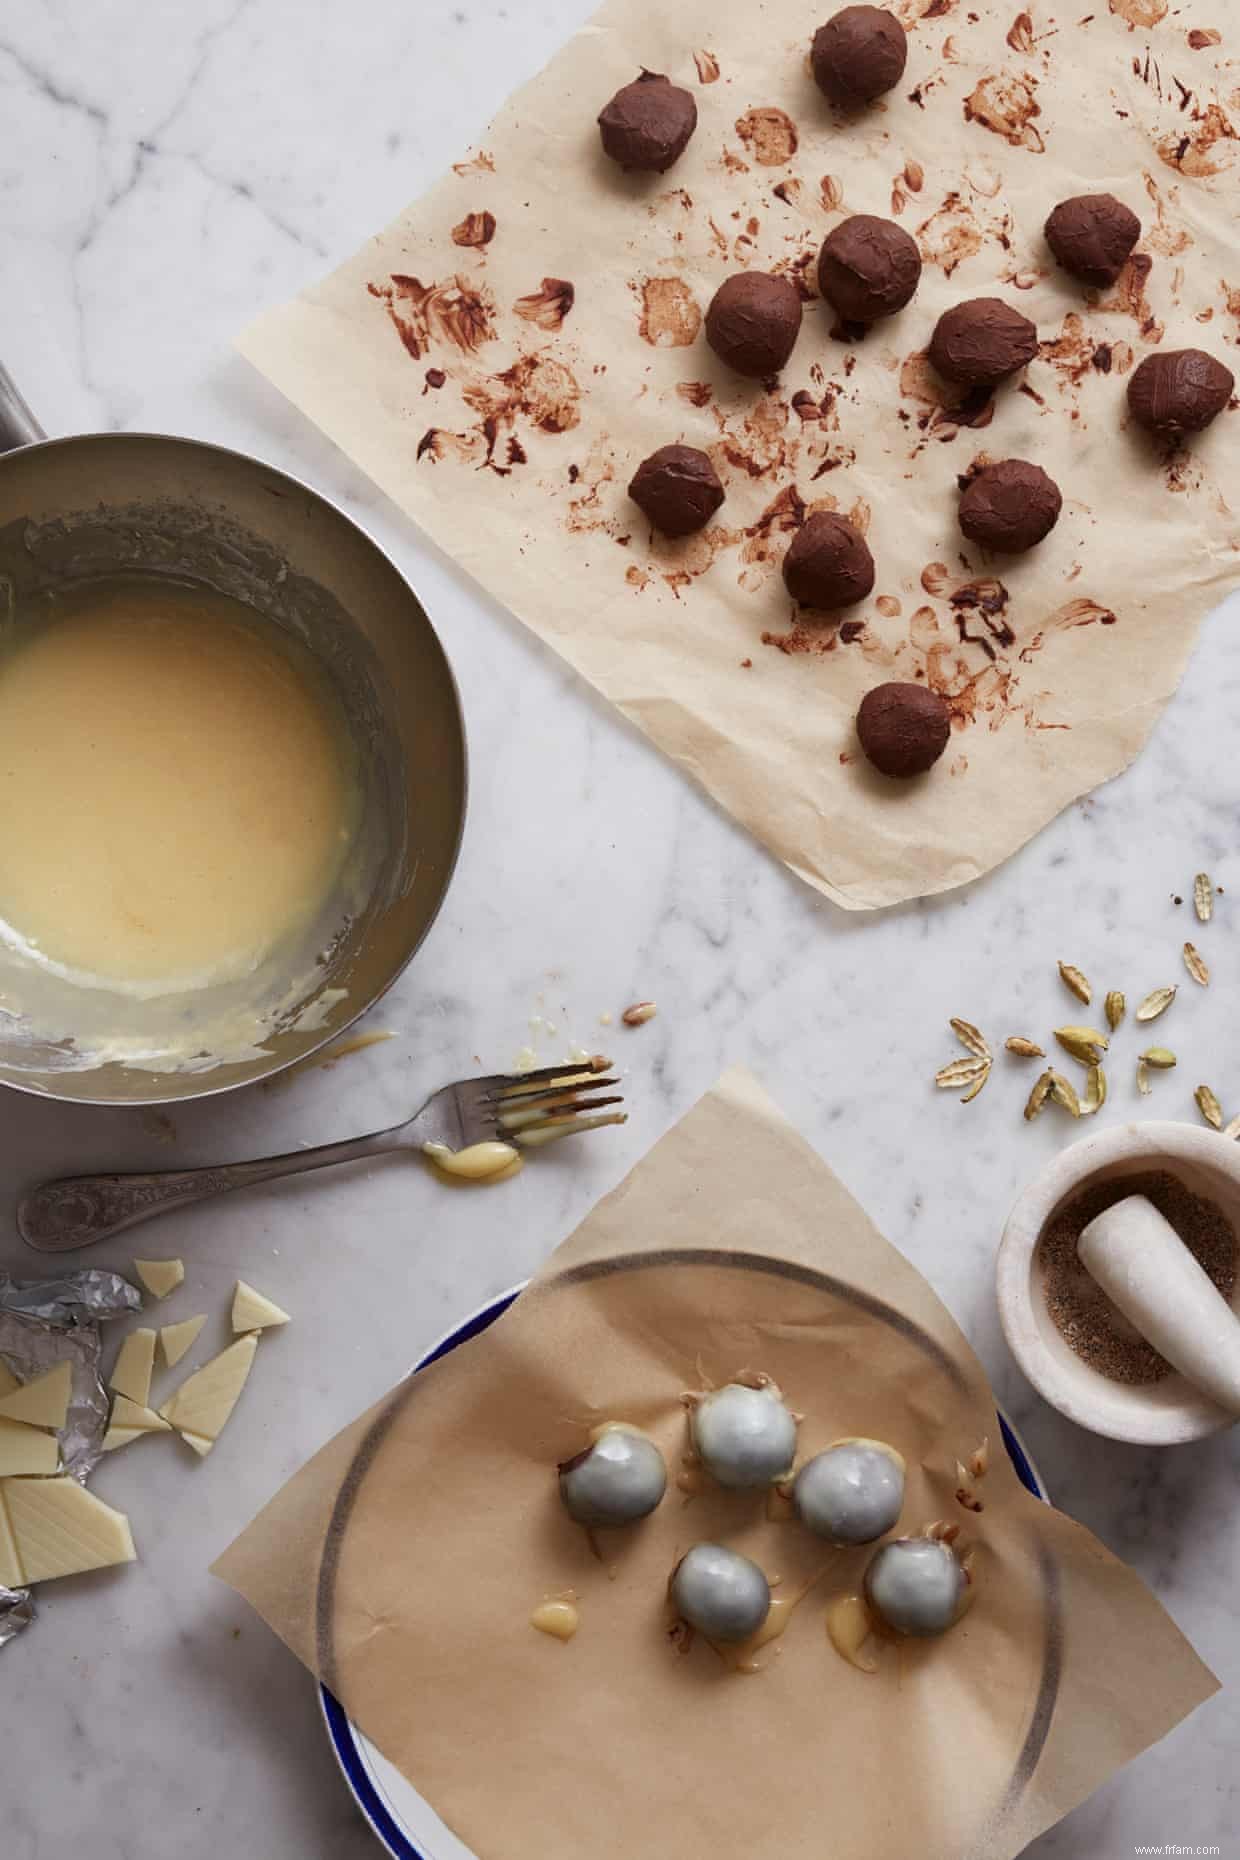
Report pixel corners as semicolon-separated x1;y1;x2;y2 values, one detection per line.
1038;1170;1237;1384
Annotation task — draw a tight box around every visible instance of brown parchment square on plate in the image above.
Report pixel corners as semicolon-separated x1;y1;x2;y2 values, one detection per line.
214;1068;1217;1860
239;0;1239;908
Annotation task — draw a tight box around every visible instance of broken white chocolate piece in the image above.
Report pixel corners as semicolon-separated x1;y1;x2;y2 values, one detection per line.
103;1392;173;1449
0;1475;136;1584
160;1315;206;1369
110;1329;157;1406
0;1360;72;1430
159;1333;258;1452
133;1258;185;1300
0;1415;59;1477
109;1395;170;1437
0;1486;20;1587
231;1281;291;1334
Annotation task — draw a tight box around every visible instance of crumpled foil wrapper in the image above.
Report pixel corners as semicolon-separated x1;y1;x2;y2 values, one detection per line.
0;1269;141;1648
0;1583;35;1646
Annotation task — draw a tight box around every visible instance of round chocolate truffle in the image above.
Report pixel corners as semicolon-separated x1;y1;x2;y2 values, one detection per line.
865;1537;965;1637
856;683;951;779
628;444;725;536
1045;193;1141;289
1127;349;1234;437
958;458;1062;553
817;215;922;324
811;6;908;107
782;512;875;610
928;298;1039;389
598;71;697;173
705;271;803;378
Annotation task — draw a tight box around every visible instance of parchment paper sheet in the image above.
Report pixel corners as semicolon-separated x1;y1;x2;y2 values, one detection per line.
239;0;1240;909
215;1068;1217;1860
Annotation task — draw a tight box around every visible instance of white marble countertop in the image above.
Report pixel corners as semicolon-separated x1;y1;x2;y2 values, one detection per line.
2;2;1238;1854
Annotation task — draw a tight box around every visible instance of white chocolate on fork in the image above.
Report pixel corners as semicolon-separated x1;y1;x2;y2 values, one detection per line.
423;1141;522;1182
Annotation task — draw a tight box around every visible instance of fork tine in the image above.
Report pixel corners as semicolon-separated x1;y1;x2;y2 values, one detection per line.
492;1056;612;1095
516;1110;629;1148
499;1093;625;1131
484;1076;619;1113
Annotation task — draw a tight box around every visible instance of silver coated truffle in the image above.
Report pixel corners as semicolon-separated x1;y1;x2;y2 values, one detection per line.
558;1424;668;1527
864;1537;965;1637
690;1381;799;1489
670;1542;772;1643
792;1438;905;1545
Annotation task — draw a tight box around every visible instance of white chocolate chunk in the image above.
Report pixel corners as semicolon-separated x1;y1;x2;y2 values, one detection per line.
133;1258;185;1300
181;1430;215;1458
0;1360;72;1430
160;1334;258;1447
0;1476;136;1583
231;1281;291;1333
110;1329;156;1406
101;1427;146;1453
110;1395;170;1433
0;1485;20;1587
101;1396;172;1451
0;1416;59;1477
160;1315;206;1369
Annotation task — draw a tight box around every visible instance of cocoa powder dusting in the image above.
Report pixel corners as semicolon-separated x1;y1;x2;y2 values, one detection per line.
369;273;497;359
916;193;984;275
963;71;1044;151
636;277;702;347
513;277;575;330
451;210;497;248
734;107;798;166
1157;103;1238;179
462;352;582;438
1040;1171;1237;1384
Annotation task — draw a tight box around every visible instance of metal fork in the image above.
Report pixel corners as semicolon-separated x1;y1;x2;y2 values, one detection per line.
17;1057;625;1252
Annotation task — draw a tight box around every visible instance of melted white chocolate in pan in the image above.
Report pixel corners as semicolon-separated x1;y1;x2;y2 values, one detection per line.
0;580;359;992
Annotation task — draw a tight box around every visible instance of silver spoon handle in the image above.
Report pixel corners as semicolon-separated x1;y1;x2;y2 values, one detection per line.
18;1125;407;1252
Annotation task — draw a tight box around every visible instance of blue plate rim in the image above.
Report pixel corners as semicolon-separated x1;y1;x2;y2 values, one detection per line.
321;1285;1050;1860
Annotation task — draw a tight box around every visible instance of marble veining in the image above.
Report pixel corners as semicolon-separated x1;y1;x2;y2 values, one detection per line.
2;1;1238;1854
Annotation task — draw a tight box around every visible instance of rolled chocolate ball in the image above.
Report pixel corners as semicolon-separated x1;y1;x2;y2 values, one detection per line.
1045;193;1140;288
958;459;1062;553
928;297;1039;388
598;72;697;173
705;271;803;377
856;682;951;779
793;1438;905;1545
558;1425;667;1527
811;6;908;107
628;444;725;536
782;511;875;609
670;1544;771;1644
691;1382;798;1490
1127;349;1234;436
865;1538;965;1638
817;215;921;324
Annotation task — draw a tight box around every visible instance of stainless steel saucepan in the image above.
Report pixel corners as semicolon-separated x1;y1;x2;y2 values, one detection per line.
0;364;466;1105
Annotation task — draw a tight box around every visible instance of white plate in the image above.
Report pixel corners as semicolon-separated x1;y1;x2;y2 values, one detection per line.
322;1287;1051;1860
